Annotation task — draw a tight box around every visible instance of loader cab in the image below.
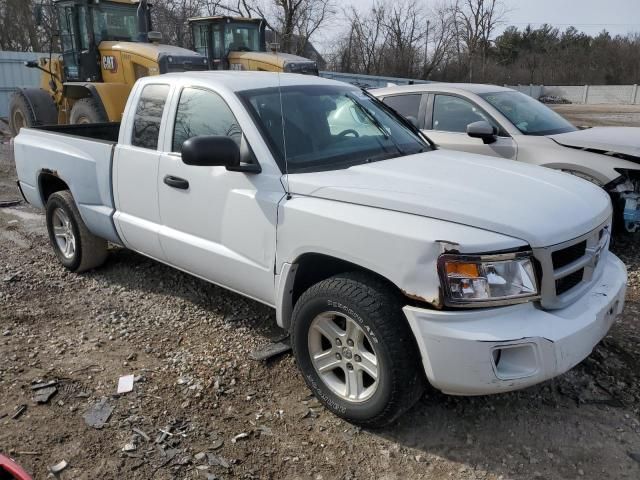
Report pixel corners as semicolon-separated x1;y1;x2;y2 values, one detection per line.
190;17;266;70
51;0;153;82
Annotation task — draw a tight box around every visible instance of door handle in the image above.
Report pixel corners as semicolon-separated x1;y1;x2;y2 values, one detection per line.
163;175;189;190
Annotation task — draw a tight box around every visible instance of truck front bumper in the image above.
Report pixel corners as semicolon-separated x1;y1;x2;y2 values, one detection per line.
403;253;627;396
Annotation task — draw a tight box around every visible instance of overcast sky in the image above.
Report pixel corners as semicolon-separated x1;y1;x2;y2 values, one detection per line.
314;0;640;53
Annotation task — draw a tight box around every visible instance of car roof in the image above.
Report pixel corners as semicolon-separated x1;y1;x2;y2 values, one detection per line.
149;71;354;93
372;82;515;96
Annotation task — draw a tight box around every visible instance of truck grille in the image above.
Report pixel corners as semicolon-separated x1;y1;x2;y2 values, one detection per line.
551;240;587;269
533;220;611;309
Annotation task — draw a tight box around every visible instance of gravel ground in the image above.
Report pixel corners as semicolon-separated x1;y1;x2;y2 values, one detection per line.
1;116;640;479
549;105;640;127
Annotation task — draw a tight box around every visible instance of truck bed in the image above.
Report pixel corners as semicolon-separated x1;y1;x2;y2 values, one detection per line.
35;122;120;143
13;125;121;244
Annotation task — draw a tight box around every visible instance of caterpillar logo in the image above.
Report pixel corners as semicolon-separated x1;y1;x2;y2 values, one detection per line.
102;55;118;73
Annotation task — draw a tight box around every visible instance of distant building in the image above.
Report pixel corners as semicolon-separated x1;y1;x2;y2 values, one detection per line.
264;31;326;70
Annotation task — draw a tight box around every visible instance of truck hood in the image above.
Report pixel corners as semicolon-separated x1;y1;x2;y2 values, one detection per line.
286;151;612;248
549;127;640;159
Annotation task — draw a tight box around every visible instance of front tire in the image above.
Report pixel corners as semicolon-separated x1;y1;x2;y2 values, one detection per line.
45;191;108;272
291;273;424;427
70;98;108;124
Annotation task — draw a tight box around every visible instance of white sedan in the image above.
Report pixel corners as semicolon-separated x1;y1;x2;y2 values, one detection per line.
372;83;640;234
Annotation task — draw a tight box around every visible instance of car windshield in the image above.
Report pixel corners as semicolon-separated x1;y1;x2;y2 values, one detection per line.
480;91;577;136
93;3;141;43
238;85;429;173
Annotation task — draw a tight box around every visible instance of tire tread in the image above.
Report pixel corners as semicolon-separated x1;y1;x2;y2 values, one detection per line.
292;272;425;427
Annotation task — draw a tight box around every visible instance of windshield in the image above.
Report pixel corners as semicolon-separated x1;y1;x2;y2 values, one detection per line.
225;22;262;52
480;91;577;136
93;3;142;43
238;85;429;173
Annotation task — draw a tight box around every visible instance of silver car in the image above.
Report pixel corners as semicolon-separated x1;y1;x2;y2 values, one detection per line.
373;83;640;234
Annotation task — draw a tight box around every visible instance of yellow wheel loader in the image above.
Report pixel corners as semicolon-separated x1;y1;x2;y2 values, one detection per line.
188;16;319;75
8;0;208;134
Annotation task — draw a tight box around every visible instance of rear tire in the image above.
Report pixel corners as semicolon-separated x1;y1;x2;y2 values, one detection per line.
70;98;108;124
291;272;424;427
45;191;108;272
8;89;58;135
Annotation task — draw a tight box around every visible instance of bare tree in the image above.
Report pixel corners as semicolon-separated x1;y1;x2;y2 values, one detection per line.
453;0;506;81
422;2;456;79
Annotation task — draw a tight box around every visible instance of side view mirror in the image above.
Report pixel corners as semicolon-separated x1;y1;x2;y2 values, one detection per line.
147;31;163;43
467;120;497;144
182;136;240;168
33;4;44;26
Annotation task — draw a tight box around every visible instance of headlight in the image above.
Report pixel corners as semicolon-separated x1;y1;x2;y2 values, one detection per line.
438;252;539;307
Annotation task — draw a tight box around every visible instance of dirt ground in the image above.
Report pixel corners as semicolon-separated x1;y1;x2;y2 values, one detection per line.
1;112;640;480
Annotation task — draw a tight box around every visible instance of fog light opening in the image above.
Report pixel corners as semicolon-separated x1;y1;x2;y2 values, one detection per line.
491;344;538;380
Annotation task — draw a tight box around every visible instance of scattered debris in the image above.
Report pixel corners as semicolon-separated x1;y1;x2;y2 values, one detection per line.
122;438;137;453
83;398;114;429
628;451;640;464
2;274;19;283
132;427;150;442
31;380;58;391
248;338;291;362
117;374;135;394
16;451;40;456
231;432;249;443
11;405;27;420
0;199;21;208
49;460;68;475
206;453;231;469
210;438;224;450
194;452;207;462
33;386;58;404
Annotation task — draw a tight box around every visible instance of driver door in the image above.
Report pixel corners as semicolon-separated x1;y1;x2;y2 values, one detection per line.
157;86;284;304
426;94;517;159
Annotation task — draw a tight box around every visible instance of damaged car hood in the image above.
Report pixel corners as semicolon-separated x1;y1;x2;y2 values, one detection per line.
549;127;640;159
287;151;612;248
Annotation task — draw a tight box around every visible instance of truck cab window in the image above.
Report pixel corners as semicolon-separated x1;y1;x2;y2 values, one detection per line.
132;84;170;150
172;88;242;153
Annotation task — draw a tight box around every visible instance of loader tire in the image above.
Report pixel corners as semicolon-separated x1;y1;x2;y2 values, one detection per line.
70;97;108;124
8;89;58;135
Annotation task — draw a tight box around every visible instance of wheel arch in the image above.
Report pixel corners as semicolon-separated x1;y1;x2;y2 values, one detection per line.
64;82;129;122
276;252;422;331
38;170;71;208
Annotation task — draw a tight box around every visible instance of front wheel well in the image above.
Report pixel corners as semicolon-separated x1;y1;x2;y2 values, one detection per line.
38;172;69;204
279;253;414;331
291;254;399;308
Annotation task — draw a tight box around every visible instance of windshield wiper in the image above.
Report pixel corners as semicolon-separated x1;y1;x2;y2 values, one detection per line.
347;94;405;156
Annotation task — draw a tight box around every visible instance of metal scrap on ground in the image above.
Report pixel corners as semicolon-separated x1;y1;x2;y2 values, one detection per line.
248;338;291;361
117;374;135;394
83;398;114;429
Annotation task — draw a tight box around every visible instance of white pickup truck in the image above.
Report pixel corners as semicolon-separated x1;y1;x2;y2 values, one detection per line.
13;72;627;426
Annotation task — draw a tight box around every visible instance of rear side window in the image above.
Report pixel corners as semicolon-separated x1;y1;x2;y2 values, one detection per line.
172;87;242;153
382;94;421;123
132;84;170;149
